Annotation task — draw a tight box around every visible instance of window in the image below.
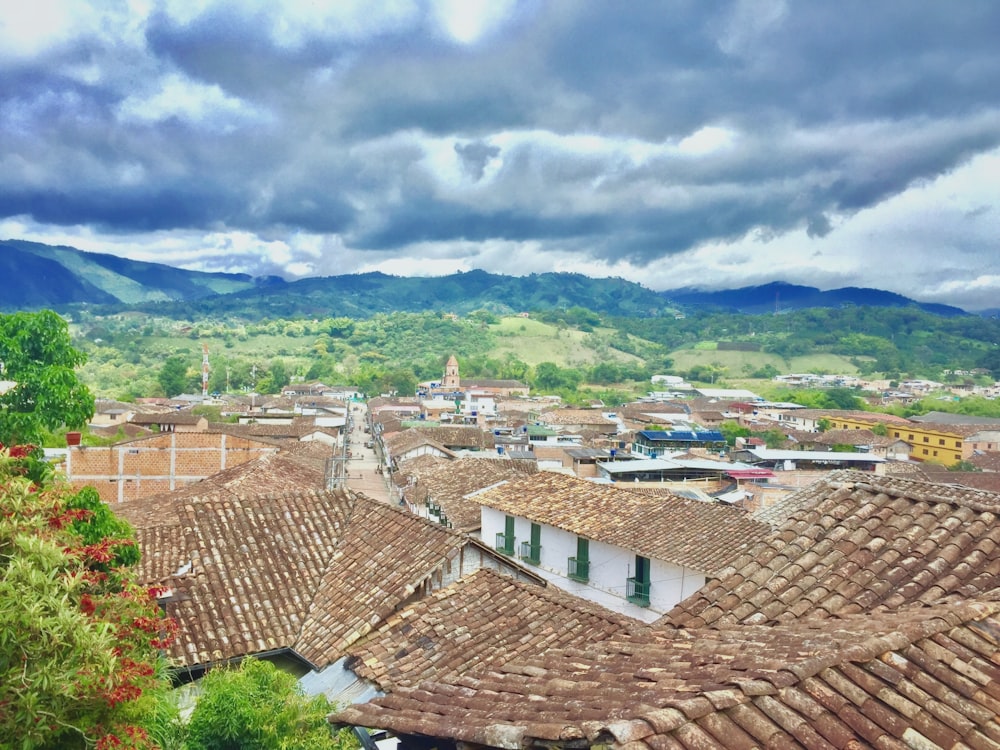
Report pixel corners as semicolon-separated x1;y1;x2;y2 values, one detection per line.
938;439;945;446
520;522;541;565
923;437;929;443
495;515;515;555
627;555;651;607
569;537;590;582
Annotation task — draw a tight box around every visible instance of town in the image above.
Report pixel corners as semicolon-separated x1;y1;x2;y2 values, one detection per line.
36;349;1000;748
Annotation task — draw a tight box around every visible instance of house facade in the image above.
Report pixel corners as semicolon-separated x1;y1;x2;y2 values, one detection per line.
829;413;973;465
481;504;704;621
475;472;770;623
631;429;726;458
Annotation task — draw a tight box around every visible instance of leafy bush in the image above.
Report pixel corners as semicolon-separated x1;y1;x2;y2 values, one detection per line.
185;659;358;750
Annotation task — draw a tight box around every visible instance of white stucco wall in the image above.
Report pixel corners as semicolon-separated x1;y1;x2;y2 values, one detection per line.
480;507;706;622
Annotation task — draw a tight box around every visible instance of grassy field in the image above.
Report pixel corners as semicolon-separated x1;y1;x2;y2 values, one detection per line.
489;317;643;367
668;346;860;376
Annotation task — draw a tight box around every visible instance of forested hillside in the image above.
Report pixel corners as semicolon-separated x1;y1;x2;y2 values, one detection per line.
70;304;1000;407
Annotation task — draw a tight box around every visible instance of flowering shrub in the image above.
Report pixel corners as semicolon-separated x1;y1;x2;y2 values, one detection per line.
0;451;178;749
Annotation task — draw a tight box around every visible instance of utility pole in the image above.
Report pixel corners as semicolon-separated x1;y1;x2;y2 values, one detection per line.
201;343;209;398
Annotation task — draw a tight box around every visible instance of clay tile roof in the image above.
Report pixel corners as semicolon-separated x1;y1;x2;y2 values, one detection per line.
395;456;537;531
540;409;618;426
130;411;205;425
663;469;1000;629
330;595;1000;749
916;464;1000;494
970;451;1000;472
408;425;496;450
118;487;473;670
115;446;329;524
344;568;650;692
473;472;771;574
214;417;337;440
384;430;457;458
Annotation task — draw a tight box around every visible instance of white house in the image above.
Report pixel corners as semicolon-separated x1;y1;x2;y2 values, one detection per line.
473;472;771;623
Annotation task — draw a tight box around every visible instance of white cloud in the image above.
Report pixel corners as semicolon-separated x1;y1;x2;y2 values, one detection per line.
430;0;520;45
677;126;737;156
116;74;263;128
0;0;85;59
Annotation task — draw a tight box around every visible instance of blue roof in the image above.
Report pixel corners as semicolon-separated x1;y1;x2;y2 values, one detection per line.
638;430;725;442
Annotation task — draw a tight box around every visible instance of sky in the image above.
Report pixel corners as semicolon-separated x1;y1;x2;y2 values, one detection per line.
1;1;999;311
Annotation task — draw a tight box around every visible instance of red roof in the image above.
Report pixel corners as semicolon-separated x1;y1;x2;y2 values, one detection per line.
727;468;775;479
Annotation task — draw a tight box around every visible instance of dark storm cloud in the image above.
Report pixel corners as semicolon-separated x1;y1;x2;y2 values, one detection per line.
454;141;501;181
2;1;1000;308
806;215;832;239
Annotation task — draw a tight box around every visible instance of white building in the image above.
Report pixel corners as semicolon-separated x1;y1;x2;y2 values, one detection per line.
474;472;771;623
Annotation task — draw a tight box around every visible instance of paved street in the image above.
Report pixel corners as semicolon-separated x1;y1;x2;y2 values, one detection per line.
342;402;392;504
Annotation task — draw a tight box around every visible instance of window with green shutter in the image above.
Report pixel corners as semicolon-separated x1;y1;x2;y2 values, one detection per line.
569;536;590;582
495;514;515;555
520;522;541;564
627;555;651;606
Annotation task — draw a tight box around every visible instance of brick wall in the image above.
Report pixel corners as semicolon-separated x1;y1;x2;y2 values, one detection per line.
63;432;279;503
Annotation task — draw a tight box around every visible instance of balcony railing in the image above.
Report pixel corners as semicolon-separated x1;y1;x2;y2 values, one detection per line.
626;577;651;607
519;541;541;565
568;556;590;582
495;532;515;556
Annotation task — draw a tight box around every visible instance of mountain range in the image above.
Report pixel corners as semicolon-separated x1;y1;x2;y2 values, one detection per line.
0;239;970;319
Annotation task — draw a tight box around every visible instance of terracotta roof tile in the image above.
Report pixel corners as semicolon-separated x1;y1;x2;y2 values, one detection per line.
331;597;1000;748
395;456;536;531
473;472;771;574
540;409;618;427
664;470;1000;629
344;568;649;691
118;483;477;670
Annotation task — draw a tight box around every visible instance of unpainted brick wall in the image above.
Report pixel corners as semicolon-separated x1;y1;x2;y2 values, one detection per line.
63;432;278;503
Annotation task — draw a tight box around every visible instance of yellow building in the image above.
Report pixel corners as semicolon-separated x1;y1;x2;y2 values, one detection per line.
824;414;972;466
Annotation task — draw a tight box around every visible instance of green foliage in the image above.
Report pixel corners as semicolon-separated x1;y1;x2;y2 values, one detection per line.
158;355;193;398
719;420;751;446
185;659;358;750
0;455;179;749
752;428;788;448
773;387;865;412
65;486;141;569
879;395;1000;420
823;387;865;410
532;362;582;392
0;310;95;447
949;460;981;472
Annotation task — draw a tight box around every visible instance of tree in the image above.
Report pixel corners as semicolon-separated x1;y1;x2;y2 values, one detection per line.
532;362;582;392
719;420;751;446
185;658;358;750
0;455;179;749
0;310;95;448
268;358;290;391
158;355;191;398
822;387;864;410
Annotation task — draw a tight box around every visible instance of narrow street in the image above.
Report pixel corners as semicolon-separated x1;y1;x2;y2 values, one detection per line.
342;401;392;504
